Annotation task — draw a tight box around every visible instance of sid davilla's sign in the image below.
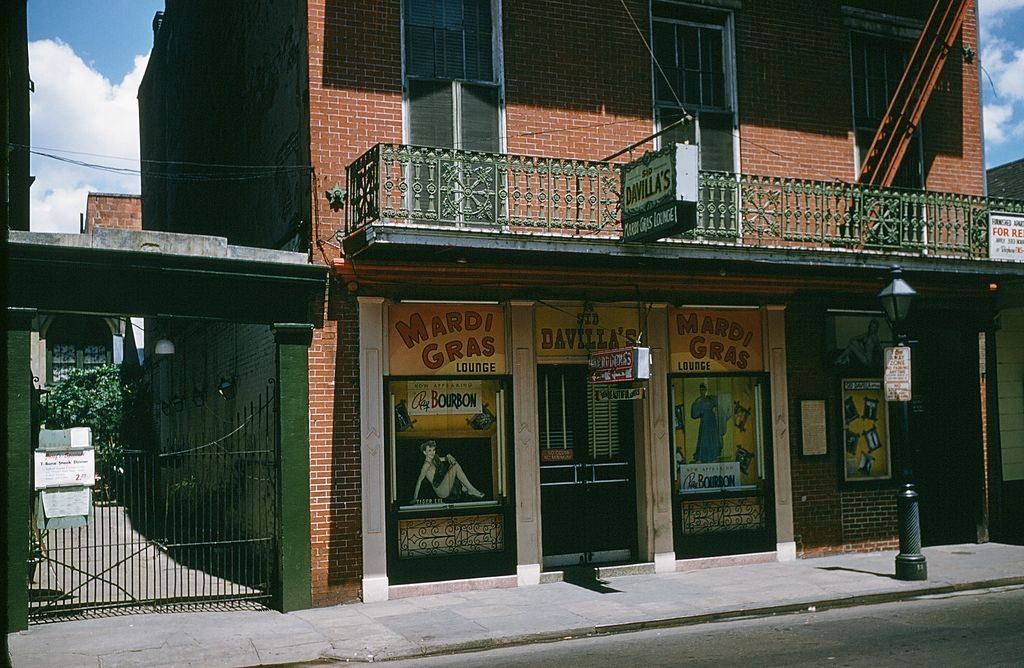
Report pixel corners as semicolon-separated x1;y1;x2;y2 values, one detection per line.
620;143;699;243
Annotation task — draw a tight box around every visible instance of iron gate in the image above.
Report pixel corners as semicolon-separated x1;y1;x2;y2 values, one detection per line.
28;380;279;620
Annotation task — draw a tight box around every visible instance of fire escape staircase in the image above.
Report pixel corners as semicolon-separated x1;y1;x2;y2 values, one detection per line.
857;0;972;188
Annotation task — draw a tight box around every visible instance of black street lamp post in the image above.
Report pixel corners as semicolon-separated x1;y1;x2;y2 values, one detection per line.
878;265;927;581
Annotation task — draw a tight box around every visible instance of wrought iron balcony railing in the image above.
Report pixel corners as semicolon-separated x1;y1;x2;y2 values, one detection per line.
346;143;1024;260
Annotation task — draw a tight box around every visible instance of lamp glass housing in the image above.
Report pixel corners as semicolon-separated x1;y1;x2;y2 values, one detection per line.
877;268;917;326
217;377;236;400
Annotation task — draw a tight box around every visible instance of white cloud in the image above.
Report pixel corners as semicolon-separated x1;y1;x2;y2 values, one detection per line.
979;0;1024;19
28;39;149;233
985;103;1015;143
982;35;1024;101
979;5;1024;165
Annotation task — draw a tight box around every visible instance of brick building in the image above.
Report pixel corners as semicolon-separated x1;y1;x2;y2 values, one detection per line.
82;193;143;233
139;0;1024;607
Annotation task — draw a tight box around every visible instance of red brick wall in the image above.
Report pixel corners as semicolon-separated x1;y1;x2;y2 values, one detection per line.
84;193;143;232
737;1;984;194
785;301;900;556
307;0;404;603
307;284;362;605
502;0;652;161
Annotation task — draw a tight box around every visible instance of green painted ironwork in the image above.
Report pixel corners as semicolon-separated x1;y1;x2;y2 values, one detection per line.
347;144;620;236
346;144;1024;259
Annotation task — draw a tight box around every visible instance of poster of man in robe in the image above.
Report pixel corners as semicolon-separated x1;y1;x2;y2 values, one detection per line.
671;376;764;494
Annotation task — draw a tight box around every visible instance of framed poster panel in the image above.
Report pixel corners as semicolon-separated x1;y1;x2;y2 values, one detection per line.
840;378;892;482
826;312;893;373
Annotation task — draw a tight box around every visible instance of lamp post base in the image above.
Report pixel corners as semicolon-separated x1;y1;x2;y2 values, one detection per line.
895;482;927;581
895;553;928;581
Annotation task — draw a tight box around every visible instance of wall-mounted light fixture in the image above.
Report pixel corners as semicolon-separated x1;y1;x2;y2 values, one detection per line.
192;386;205;407
154;338;175;355
217;376;237;400
326;185;347;211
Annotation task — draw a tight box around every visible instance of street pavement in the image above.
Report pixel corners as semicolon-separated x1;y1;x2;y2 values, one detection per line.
7;542;1024;667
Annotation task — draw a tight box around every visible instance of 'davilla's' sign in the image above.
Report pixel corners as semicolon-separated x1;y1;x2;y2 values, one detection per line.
620;143;699;243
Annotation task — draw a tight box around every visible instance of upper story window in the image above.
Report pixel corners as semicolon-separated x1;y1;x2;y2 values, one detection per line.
46;316;112;384
849;32;923;189
404;0;501;153
651;2;736;172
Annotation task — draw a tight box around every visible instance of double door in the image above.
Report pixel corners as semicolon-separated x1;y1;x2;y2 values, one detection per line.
538;365;637;567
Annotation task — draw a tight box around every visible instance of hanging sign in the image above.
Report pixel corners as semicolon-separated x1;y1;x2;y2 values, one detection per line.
989;212;1024;262
883;345;912;401
669;308;763;372
589;347;650;384
535;304;639;358
620;144;699;243
34;448;96;489
389;303;506;375
594;387;645;401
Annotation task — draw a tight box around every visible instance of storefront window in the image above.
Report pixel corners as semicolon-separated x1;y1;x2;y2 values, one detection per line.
670;375;766;495
389;378;507;509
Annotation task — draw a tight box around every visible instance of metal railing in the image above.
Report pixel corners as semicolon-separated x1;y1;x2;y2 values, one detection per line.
346;143;1024;259
346;144;620;236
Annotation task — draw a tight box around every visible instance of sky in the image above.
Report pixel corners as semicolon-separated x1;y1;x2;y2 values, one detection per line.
24;0;1024;233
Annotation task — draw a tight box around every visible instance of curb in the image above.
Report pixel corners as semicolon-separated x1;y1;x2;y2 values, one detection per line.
336;577;1024;663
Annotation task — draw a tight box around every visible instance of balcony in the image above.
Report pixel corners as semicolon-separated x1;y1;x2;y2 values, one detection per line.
345;143;1024;262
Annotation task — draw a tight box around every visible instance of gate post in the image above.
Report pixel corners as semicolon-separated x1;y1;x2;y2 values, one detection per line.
6;307;36;632
272;323;314;612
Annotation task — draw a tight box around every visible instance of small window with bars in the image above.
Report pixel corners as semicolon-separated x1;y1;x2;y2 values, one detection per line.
46;317;112;384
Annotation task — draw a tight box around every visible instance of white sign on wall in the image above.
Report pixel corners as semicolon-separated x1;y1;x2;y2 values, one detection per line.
989;213;1024;262
34;448;96;489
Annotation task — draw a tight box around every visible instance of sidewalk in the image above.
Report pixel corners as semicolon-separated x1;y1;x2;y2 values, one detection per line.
8;543;1024;667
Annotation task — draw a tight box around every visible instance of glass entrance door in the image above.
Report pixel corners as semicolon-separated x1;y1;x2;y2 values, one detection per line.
538;365;637;567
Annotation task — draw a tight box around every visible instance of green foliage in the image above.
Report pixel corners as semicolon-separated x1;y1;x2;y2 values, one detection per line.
45;365;130;461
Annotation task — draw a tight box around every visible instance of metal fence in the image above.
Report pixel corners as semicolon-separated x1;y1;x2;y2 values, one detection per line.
28;383;278;620
346;143;1024;259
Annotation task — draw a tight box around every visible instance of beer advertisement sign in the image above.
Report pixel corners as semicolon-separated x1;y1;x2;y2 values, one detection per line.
389;304;506;375
669;308;764;373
